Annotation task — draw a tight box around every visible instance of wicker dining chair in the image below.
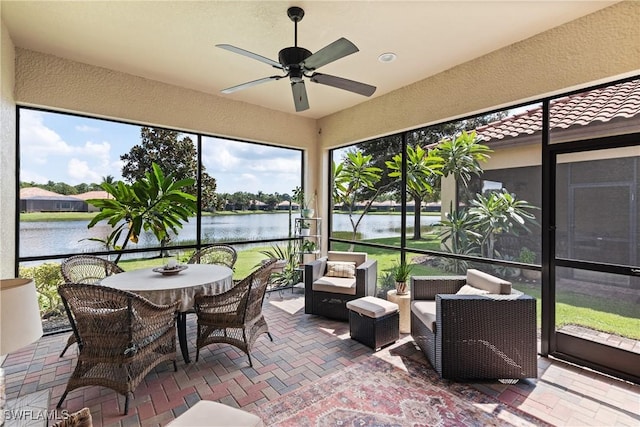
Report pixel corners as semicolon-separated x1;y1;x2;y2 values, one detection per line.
57;283;180;415
61;255;124;284
187;244;238;269
59;255;124;357
194;259;276;367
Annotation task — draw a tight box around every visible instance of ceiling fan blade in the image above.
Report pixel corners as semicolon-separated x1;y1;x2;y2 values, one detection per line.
302;37;359;71
221;75;283;94
310;73;376;97
291;81;309;112
216;44;283;69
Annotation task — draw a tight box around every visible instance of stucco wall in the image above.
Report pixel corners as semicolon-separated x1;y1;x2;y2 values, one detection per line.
317;1;640;149
15;49;317;151
1;18;16;278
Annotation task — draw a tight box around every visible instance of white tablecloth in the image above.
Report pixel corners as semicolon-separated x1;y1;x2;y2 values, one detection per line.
101;264;233;312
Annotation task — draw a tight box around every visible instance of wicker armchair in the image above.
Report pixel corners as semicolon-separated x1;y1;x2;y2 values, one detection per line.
304;251;377;320
59;255;124;357
57;283;179;415
410;269;537;380
188;244;238;269
194;259;276;367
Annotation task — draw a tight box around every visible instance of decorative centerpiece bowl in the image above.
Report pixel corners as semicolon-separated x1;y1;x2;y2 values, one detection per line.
152;265;188;276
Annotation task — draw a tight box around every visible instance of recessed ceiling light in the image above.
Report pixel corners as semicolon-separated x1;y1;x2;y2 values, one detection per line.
378;52;397;63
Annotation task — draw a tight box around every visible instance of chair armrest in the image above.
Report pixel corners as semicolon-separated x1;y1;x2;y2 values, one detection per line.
355;259;377;297
195;281;249;315
304;257;328;291
411;276;466;300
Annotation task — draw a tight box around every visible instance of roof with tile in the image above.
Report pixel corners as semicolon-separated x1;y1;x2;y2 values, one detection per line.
73;190;112;200
476;78;640;143
19;187;80;201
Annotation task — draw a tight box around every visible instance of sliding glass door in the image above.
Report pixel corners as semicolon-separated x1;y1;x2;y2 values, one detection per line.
551;144;640;382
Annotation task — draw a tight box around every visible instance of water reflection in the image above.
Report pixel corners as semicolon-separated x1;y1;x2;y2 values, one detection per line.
20;213;440;257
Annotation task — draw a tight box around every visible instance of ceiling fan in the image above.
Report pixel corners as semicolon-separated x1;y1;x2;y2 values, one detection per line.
217;6;376;112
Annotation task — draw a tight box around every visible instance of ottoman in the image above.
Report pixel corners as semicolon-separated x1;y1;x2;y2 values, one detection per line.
346;296;399;350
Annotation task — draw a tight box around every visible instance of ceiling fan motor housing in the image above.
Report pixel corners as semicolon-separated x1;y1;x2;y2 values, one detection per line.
279;47;312;83
279;47;312;68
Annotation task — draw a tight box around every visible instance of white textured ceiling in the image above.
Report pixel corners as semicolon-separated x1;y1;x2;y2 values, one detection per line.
1;1;618;119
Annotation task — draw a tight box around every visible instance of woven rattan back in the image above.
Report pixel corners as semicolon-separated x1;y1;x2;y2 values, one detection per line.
61;255;124;284
58;283;177;355
57;283;179;415
244;259;276;322
193;259;276;366
187;244;237;269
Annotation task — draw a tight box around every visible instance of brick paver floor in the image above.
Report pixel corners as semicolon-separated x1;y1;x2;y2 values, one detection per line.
2;291;638;426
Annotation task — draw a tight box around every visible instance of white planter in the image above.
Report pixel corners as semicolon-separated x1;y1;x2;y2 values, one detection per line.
300;228;311;236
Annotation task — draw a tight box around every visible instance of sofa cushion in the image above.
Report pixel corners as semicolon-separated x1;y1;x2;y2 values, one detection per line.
327;251;367;267
411;300;437;333
312;276;357;295
456;284;490;295
346;296;398;318
466;269;511;294
326;261;356;278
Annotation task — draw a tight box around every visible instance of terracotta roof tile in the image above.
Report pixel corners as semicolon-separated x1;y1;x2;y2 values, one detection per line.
19;187;82;201
73;190;112;200
477;79;640;142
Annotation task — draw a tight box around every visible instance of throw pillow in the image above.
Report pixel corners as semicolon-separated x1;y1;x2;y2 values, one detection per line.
52;407;92;427
456;284;490;295
326;261;356;278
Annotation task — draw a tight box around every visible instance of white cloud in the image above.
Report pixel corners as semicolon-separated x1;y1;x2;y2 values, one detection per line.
67;158;102;183
20;110;73;164
75;124;100;133
202;137;301;193
20;110;119;185
19;110;300;192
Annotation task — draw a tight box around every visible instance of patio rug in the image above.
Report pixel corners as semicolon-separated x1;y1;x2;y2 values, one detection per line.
253;355;549;427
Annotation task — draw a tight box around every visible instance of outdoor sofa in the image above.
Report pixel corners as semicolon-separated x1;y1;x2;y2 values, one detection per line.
410;269;537;380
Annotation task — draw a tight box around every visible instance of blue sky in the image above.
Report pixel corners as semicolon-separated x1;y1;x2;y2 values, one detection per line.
19;109;301;194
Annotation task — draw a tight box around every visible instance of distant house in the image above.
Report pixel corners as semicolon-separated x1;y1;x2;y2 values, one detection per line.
277;200;298;211
369;200;395;212
73;190;112;212
249;199;268;211
19;187;86;212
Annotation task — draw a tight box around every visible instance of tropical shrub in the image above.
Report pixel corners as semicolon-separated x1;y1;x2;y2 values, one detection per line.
19;263;64;316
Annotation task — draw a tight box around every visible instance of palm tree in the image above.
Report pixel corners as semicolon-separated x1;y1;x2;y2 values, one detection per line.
431;130;492;208
333;151;383;250
386;145;443;240
101;175;115;185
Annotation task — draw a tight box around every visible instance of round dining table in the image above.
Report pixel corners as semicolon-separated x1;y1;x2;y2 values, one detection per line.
101;264;233;363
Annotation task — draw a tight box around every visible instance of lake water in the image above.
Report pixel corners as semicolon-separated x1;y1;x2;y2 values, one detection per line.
20;213;441;257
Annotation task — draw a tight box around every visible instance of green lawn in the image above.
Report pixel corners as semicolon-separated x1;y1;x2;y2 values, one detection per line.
20;212;98;222
118;245;272;282
512;280;640;340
